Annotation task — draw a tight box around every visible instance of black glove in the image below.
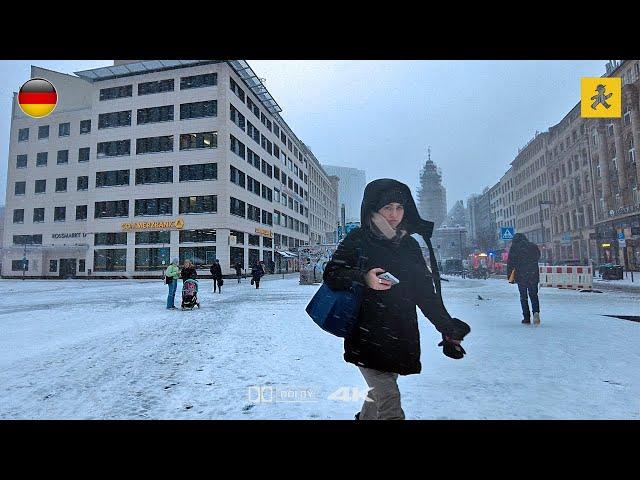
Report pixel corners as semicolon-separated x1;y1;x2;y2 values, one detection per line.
438;317;470;359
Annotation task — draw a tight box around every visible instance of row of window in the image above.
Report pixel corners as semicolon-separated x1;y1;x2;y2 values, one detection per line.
229;196;274;226
94;131;217;158
15;148;91;168
229;77;307;169
99;73;217;101
11;196;218;223
12;163;218;195
98;101;217;129
19;120;91;142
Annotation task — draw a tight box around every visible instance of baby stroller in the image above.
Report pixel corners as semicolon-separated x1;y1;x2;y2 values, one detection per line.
181;279;200;310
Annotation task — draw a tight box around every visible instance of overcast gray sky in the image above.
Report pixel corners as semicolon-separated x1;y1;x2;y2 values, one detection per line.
0;60;606;208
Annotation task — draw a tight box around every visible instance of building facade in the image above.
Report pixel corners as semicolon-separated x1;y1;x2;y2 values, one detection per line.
306;149;339;245
2;60;336;278
547;60;640;268
417;149;447;228
321;165;365;225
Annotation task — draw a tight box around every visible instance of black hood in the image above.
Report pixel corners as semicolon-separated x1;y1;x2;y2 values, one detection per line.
360;179;434;239
512;233;528;244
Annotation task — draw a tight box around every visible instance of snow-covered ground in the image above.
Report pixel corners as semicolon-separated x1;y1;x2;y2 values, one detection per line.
0;275;638;419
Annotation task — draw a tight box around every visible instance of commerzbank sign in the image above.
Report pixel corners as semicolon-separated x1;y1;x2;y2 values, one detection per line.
121;218;185;231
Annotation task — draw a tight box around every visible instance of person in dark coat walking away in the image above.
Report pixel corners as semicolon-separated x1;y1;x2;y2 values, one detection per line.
507;233;541;325
251;261;265;289
323;178;470;420
234;262;243;283
210;259;223;293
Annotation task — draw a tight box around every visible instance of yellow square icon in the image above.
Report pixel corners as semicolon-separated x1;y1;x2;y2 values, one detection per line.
581;77;621;118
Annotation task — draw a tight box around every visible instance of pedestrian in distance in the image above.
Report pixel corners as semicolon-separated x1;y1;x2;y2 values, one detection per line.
210;259;223;294
322;178;470;420
164;258;180;309
251;261;265;289
234;261;243;283
507;233;541;325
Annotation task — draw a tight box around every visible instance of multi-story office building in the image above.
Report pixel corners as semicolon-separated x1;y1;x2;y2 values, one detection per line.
547;60;640;268
305;148;339;245
510;131;551;259
2;60;332;278
493;167;516;250
321;165;365;225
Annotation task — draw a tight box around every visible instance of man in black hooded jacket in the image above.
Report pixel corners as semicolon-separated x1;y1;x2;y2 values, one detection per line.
323;178;469;420
507;233;541;325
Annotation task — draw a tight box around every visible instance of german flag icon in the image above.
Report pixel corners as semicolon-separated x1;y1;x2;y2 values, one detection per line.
18;78;58;118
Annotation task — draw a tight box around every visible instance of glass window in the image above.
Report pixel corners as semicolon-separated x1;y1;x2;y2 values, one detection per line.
179;246;217;267
77;176;89;191
80;119;91;134
248;234;260;246
230;230;244;245
179;163;217;182
229;246;244;269
230;135;245;159
94;232;128;246
38;125;49;139
136;135;174;154
134;198;173;216
13;234;42;245
180;132;217;150
18;128;29;142
55;177;67;192
79;260;86;272
229;78;245;102
99;111;132;129
76;205;87;220
58;123;70;137
179;195;217;214
138;79;174;95
78;147;90;162
16;154;27;168
135;247;170;271
230;197;246;217
13;209;24;223
136;166;173;185
13;260;28;271
179;229;217;243
57;150;69;164
50;260;58;273
35;179;46;193
94;200;129;218
93;249;127;271
230;104;246;130
230;165;246;188
37;152;48;166
54;206;66;222
15;181;26;195
99;85;132;101
249;249;260;268
96;170;130;187
135;231;171;244
180;73;217;90
180;100;217;120
97;140;131;158
33;208;45;222
137;106;174;125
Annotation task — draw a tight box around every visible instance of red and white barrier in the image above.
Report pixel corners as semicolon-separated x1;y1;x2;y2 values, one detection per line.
539;266;593;290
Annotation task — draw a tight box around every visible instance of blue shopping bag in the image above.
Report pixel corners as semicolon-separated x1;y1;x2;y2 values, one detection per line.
305;281;364;338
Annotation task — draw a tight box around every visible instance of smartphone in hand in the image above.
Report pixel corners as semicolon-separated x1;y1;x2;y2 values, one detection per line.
377;271;400;285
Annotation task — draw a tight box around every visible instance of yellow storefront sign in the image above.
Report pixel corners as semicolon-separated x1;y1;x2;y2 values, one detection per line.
581;77;621;118
122;218;185;231
255;227;273;238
